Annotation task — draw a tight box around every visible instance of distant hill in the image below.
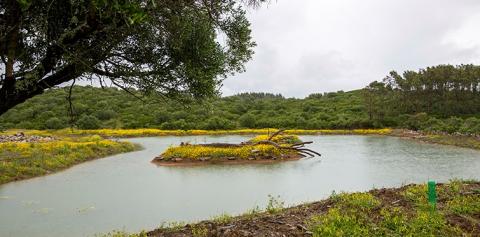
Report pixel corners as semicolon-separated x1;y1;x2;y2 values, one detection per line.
0;86;369;130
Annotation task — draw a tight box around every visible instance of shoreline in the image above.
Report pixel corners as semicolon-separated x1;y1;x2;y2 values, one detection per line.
105;180;480;236
391;129;480;150
151;155;304;167
0;136;141;185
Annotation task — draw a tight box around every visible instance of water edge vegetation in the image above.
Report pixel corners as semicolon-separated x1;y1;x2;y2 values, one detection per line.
0;134;140;184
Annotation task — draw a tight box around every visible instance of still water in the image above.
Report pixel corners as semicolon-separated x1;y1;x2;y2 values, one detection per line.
1;135;480;237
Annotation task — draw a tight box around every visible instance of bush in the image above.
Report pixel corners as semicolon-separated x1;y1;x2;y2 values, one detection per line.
443;117;463;134
423;117;446;133
239;113;256;128
203;117;235;130
403;113;429;131
45;117;65;129
77;115;101;129
95;109;116;120
459;117;480;135
15;121;37;129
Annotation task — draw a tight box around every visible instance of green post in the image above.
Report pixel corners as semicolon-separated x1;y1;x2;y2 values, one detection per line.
428;180;437;211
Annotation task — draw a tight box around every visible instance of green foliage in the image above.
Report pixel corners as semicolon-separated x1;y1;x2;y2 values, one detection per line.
0;0;261;116
239;113;256;128
309;184;464;237
266;195;285;214
191;225;208;237
447;195;480;215
77;114;101;129
309;208;372;236
44;117;65;129
334;192;380;211
364;64;480;134
97;230;147;237
0;86;369;130
95;110;116;121
212;213;233;224
5;63;480;136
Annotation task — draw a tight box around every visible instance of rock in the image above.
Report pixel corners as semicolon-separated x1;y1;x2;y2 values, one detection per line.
239;230;252;236
173;158;183;162
227;157;236;160
248;157;256;160
251;149;260;153
199;157;211;161
0;133;56;143
154;156;164;161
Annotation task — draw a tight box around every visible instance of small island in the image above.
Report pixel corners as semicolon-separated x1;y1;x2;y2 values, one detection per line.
152;131;321;166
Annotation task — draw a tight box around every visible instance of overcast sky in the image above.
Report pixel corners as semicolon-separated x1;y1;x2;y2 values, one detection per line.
221;0;480;98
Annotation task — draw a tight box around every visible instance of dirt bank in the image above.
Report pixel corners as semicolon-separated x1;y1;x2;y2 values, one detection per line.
145;181;480;237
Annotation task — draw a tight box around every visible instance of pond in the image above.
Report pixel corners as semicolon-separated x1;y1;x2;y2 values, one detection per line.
1;135;480;237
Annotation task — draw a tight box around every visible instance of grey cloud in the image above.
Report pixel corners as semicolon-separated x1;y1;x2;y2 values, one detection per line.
222;0;480;98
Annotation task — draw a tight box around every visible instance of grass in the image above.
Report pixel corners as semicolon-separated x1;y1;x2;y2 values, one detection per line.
3;128;393;138
421;133;480;150
212;213;234;224
266;194;285;214
96;230;147;237
0;135;140;184
309;180;479;236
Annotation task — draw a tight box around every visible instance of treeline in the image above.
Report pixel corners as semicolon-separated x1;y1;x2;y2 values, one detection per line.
3;64;480;134
364;64;480;134
0;86;369;130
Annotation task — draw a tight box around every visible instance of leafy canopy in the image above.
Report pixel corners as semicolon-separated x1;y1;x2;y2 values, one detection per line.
0;0;263;115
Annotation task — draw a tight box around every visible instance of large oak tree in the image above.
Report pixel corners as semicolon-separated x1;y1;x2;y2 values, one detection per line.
0;0;262;115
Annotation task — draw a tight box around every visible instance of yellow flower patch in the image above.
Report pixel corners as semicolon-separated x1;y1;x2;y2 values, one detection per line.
161;144;289;160
0;136;139;184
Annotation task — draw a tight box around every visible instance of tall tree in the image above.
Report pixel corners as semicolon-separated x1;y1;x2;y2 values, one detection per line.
0;0;263;115
365;64;480;120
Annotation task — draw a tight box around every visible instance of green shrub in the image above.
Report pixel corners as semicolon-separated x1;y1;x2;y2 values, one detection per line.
403;113;429;131
239;113;256;128
77;114;101;129
459;117;480;135
95;110;116;120
45;117;65;129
